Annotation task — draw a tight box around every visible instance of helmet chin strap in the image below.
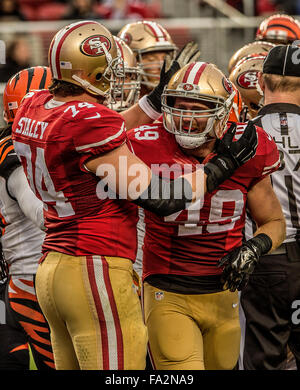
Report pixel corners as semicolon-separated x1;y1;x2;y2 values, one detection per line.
72;75;109;97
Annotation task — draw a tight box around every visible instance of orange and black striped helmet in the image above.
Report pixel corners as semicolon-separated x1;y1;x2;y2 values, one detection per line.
256;14;300;44
3;66;52;124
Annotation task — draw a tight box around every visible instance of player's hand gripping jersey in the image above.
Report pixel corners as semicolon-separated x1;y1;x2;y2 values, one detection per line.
128;122;280;279
12;90;138;260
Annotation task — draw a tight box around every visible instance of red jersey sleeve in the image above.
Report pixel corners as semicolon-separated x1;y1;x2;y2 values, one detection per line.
72;105;126;168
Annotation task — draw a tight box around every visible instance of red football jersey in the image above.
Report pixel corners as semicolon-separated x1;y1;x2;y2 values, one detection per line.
127;122;280;279
12;90;138;260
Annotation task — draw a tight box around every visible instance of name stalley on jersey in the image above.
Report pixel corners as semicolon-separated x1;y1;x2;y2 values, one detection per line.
15;117;48;140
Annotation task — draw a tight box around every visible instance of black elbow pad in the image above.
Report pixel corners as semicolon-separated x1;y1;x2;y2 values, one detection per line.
133;174;193;216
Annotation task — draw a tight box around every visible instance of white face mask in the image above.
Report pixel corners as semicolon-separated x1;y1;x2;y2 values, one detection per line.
174;116;216;149
162;90;235;150
109;70;141;112
162;102;224;148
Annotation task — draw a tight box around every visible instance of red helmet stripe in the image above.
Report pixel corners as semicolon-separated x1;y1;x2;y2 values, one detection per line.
115;39;124;59
182;62;207;84
193;63;207;84
182;62;196;83
144;21;167;42
48;37;56;73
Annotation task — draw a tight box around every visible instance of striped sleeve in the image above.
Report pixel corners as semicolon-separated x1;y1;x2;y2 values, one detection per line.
0;136;21;180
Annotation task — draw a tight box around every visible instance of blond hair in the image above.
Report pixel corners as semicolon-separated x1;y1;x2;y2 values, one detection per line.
263;73;300;92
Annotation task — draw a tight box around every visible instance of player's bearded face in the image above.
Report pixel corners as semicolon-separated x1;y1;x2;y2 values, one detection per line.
173;97;215;136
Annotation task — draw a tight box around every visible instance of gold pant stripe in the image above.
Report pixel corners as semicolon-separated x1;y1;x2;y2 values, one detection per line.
85;255;123;370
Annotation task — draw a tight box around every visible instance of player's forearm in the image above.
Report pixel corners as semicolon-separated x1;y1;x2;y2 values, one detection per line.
7;166;45;230
87;158;206;217
254;218;286;253
86;143;207;207
121;103;155;131
133;168;208;216
121;95;162;130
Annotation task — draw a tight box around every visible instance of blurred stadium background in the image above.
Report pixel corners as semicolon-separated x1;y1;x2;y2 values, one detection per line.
0;0;298;125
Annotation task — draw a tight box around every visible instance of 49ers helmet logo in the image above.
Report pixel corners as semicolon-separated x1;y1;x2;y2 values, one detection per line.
183;83;194;91
80;35;111;56
222;77;234;94
237;71;258;89
122;32;132;46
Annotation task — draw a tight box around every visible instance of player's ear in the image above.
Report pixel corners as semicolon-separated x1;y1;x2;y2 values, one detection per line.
257;72;265;92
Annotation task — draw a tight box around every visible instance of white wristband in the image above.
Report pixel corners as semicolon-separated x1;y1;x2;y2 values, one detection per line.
138;95;161;121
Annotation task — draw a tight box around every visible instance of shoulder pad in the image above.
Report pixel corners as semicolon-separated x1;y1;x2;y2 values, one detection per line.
0;136;21;180
62;101;114;122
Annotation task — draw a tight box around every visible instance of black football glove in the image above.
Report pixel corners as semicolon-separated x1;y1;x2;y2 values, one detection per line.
218;233;272;292
204;121;258;193
146;41;201;113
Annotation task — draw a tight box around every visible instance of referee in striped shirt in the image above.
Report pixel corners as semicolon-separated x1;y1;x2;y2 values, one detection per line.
240;44;300;370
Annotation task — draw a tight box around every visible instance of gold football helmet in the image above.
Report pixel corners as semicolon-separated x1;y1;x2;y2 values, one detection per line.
109;36;141;112
48;20;123;97
228;40;275;74
229;53;266;120
162;62;235;149
256;14;300;44
118;21;177;89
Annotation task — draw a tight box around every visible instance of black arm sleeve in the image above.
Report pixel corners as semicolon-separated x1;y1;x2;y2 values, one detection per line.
132;174;193;217
0;137;21;181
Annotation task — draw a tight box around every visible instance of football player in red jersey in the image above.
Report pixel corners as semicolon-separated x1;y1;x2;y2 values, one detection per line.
127;61;286;370
11;21;258;370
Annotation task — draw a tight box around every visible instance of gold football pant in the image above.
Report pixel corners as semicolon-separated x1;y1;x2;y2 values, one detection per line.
143;281;240;370
35;252;148;370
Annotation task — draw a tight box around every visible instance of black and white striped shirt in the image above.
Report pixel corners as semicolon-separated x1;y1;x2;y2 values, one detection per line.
245;103;300;243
